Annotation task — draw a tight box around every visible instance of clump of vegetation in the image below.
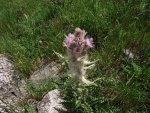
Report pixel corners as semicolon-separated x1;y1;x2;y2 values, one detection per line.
0;0;149;112
55;27;98;85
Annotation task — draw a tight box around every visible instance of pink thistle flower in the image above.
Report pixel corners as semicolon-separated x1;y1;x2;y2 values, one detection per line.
64;33;74;48
74;28;87;40
75;28;82;34
85;38;94;48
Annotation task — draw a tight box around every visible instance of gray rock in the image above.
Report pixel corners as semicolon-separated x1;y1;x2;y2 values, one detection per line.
30;61;64;82
0;54;25;113
37;89;66;113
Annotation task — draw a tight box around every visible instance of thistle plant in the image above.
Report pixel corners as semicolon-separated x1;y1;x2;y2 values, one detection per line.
55;28;97;85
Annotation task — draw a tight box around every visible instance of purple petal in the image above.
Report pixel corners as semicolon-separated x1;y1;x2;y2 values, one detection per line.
85;38;94;48
64;33;74;47
68;33;74;38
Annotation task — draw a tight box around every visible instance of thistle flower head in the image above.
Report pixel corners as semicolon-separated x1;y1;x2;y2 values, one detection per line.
64;33;75;48
64;28;94;54
74;28;87;40
85;38;94;48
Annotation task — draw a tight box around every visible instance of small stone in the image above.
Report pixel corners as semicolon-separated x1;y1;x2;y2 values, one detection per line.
30;61;62;81
37;89;67;113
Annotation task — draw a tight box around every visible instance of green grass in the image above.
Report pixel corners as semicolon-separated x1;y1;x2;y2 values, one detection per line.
0;0;150;112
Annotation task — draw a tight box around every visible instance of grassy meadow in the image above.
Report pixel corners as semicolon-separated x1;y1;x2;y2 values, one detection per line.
0;0;150;112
